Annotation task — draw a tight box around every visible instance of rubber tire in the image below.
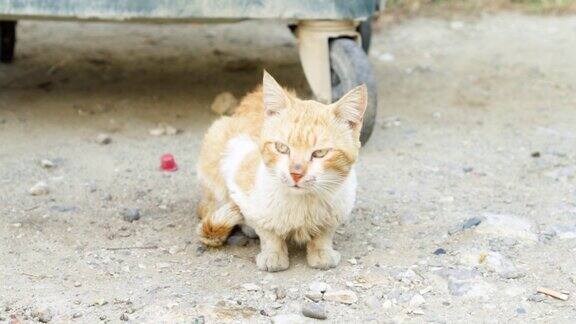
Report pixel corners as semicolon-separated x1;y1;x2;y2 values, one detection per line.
329;38;377;146
357;17;372;53
0;21;16;63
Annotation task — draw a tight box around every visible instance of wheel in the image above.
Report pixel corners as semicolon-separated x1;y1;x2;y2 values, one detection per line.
329;38;377;145
357;17;372;53
0;21;16;63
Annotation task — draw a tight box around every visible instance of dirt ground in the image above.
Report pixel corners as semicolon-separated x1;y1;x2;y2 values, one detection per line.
2;12;576;323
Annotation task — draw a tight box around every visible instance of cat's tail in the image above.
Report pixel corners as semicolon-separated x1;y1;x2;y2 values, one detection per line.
197;199;243;247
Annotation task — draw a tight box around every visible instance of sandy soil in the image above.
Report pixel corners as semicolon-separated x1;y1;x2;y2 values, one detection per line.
1;13;576;323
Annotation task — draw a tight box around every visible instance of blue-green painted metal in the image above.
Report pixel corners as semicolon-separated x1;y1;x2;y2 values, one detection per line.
0;0;379;22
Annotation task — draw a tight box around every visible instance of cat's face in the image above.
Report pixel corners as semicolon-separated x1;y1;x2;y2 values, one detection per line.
260;71;367;195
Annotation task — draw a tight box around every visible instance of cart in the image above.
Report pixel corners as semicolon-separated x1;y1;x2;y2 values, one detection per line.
0;0;381;144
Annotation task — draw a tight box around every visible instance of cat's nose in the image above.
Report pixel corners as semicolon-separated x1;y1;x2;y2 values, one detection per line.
290;172;304;183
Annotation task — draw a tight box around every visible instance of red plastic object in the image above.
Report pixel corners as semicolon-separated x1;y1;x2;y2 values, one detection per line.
160;154;178;172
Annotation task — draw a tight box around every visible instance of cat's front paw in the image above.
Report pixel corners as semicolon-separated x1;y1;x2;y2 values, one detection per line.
307;248;341;270
256;251;289;272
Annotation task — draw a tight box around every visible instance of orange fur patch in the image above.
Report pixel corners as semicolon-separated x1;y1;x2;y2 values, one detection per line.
200;219;233;247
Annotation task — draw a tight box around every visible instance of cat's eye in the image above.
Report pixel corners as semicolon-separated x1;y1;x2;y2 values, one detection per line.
275;142;290;154
312;149;330;159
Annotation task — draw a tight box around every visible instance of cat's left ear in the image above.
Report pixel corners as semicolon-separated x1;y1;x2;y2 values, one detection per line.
263;70;289;116
332;84;368;129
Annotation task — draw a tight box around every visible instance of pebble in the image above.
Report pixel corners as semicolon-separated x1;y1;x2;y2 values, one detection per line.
527;294;545;302
462;217;483;229
120;313;129;321
72;312;83;319
40;159;55;168
516;307;527;315
32;307;53;323
409;294;426;308
433;248;446;255
95;133;112;145
195;244;206;256
227;232;249;246
550;224;576;239
121;208;141;222
305;292;323;302
476;213;537;241
365;295;381;310
210;92;238;115
242;283;260;291
273;286;286;300
309;281;330;294
149;123;180;137
301;302;327;320
29;181;50;196
323;290;358;304
378;53;395;62
272;314;305;324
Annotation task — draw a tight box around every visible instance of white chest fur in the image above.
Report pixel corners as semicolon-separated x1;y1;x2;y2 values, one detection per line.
221;136;357;243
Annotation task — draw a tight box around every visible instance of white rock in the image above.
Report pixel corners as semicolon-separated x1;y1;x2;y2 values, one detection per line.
149;127;165;136
382;299;393;309
323;290;358;304
242;283;260;291
476;213;537;241
450;21;465;30
95;133;112;145
409;294;425;308
210;92;238;115
40;159;55;168
29;181;49;196
378;53;395;62
156;262;171;269
347;258;358;265
308;281;330;294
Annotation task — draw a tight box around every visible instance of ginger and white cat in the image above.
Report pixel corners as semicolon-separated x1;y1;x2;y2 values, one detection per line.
196;71;367;272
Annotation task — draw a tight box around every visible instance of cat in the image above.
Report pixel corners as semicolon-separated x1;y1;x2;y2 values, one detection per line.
196;71;367;272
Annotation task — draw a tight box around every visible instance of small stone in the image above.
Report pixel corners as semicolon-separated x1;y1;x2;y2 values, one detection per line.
499;270;526;280
227;232;249;246
72;312;83;319
272;314;305;324
195;244;206;256
476;213;537;241
323;290;358;304
309;282;330;294
531;151;541;158
273;287;287;300
121;208;141;222
305;292;323;302
101;193;113;201
211;92;238;115
450;21;464;29
40;159;55;168
409;294;425;308
156;262;171;269
242;283;260;291
462;217;483;229
516;307;527;315
120;313;129;321
99;315;107;321
463;166;474;173
347;258;358;265
149;127;165;136
74;282;82;287
29;181;50;196
301;302;327;320
433;248;447;255
365;295;381;309
527;294;545;302
95;133;112;145
378;53;395;62
32;307;53;323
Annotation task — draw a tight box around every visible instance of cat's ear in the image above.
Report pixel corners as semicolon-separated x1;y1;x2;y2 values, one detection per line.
332;84;368;129
263;70;288;116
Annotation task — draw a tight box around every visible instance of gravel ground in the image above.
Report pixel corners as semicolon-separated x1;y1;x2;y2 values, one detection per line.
1;13;576;323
